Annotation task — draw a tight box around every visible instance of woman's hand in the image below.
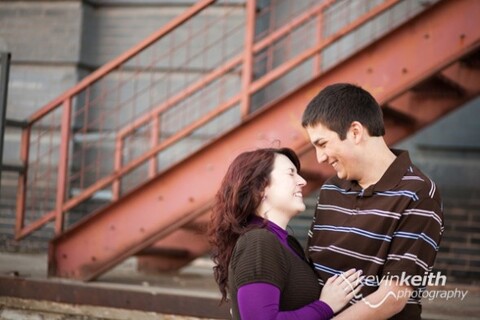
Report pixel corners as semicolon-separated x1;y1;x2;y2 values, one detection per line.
319;268;363;313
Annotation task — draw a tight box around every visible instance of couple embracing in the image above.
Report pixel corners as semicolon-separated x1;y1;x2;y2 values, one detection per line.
209;83;444;320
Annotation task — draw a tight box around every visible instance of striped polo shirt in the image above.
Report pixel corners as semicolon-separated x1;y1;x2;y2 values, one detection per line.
307;149;444;319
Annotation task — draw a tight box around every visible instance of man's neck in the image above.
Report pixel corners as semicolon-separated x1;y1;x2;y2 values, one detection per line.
357;140;396;189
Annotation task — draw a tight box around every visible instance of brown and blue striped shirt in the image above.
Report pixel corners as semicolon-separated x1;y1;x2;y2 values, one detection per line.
307;149;444;319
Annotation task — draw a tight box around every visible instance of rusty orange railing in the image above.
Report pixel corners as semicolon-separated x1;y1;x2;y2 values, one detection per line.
15;0;437;240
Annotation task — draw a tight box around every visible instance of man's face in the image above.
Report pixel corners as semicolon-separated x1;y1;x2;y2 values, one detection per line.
306;122;357;181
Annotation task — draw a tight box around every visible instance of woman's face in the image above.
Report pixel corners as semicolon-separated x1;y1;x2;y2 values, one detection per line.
263;154;307;217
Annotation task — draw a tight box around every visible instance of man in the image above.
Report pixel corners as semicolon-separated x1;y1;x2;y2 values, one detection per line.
302;83;444;319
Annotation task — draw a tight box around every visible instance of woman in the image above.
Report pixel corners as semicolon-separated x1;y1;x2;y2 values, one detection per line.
209;148;362;319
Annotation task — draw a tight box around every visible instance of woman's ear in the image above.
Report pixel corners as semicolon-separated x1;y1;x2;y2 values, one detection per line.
261;187;269;202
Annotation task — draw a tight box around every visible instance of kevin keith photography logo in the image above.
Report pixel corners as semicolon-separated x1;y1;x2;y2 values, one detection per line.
341;271;469;309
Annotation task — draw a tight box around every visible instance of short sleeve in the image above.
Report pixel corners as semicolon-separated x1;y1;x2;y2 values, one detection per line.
230;229;289;290
382;196;444;286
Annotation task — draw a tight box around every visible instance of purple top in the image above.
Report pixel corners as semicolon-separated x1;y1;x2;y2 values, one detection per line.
236;218;334;319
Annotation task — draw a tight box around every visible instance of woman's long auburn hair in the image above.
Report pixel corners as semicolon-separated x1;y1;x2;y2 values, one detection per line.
208;147;301;303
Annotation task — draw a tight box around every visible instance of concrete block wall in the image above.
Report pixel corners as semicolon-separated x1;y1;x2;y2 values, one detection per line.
0;2;82;62
437;201;480;282
0;1;84;120
395;97;480;283
0;1;85;252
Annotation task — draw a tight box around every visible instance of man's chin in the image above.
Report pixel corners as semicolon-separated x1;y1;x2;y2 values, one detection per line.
336;172;346;180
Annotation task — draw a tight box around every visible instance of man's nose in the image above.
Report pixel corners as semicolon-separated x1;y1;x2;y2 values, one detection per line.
316;150;327;163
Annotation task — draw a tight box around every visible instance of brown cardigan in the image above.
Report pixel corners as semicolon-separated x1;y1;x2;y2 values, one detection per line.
228;228;320;319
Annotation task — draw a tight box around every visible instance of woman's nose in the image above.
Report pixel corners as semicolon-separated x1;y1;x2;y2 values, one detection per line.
298;175;307;186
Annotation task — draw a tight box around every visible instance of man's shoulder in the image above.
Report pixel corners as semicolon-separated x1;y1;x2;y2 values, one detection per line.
400;165;440;196
389;169;442;215
390;149;440;196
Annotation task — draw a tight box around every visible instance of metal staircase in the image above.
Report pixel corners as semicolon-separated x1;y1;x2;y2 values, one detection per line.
11;0;480;280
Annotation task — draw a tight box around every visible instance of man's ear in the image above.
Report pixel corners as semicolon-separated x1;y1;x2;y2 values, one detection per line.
349;121;365;143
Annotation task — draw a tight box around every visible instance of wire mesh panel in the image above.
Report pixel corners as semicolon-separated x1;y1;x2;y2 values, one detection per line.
321;0;439;70
25;107;63;220
251;0;441;111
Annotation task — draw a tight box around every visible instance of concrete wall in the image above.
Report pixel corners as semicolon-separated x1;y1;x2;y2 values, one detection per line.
0;1;85;251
